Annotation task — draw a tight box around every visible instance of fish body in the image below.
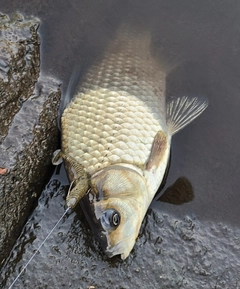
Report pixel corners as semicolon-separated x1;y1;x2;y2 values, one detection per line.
58;25;208;259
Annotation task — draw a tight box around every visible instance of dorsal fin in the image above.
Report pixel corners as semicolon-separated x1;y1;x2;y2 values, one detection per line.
166;96;208;135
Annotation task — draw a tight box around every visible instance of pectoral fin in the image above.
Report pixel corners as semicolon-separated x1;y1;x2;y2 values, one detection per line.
146;131;167;171
66;175;89;208
63;154;89;208
52;149;89;208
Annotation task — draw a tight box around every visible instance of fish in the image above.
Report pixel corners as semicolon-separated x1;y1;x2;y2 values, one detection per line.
53;24;208;260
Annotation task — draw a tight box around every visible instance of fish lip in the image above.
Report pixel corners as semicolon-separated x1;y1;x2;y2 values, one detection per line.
104;239;129;258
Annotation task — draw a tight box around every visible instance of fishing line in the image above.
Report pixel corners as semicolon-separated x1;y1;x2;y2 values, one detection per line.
8;207;71;289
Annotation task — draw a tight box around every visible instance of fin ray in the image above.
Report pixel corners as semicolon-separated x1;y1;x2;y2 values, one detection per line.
166;96;208;135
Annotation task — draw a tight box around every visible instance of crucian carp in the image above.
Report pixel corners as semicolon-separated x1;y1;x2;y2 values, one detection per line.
53;24;208;259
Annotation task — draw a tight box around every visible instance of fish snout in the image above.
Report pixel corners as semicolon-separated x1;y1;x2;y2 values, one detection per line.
105;237;136;260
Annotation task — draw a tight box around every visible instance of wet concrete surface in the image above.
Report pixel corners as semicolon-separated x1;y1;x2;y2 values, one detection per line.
1;168;240;288
0;0;240;288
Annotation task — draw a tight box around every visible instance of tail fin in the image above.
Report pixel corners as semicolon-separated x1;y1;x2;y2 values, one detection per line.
59;68;82;115
58;67;83;130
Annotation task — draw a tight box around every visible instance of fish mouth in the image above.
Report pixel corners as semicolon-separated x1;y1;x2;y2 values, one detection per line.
104;237;133;259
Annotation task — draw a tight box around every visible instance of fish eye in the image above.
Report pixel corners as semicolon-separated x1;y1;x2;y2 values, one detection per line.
101;209;121;230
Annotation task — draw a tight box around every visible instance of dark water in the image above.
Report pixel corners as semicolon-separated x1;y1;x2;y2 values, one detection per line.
1;1;240;288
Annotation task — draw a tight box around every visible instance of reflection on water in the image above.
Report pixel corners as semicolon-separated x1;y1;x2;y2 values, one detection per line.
1;0;240;288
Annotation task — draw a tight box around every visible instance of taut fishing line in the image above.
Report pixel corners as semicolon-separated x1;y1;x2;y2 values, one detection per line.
8;207;71;289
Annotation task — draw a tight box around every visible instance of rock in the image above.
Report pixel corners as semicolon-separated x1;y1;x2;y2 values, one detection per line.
0;12;40;140
0;13;61;267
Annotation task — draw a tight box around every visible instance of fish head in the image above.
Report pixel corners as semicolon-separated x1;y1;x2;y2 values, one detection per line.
80;166;148;259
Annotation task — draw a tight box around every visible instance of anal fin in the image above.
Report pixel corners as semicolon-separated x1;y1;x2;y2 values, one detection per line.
167;95;208;135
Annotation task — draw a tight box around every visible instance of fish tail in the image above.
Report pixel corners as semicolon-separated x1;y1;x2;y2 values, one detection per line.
59;67;83;122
